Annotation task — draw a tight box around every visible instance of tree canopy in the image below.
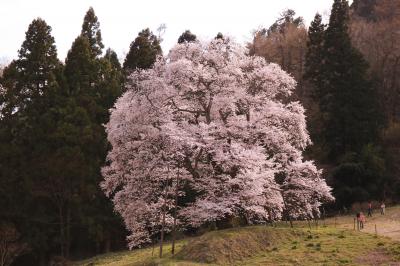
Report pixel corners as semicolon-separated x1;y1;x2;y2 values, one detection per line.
102;38;333;249
123;28;162;71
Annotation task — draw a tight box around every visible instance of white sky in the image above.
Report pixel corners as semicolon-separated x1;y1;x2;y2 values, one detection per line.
0;0;348;63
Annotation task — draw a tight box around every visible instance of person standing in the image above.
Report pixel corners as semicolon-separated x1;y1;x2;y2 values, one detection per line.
381;202;386;215
360;212;366;229
356;212;361;230
368;201;373;217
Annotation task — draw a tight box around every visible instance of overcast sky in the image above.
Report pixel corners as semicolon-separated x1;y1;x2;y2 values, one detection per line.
0;0;349;63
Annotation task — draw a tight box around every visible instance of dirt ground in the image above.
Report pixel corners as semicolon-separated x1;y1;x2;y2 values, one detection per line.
323;206;400;265
326;206;400;241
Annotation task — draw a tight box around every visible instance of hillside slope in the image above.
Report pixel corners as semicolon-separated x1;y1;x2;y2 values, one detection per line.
74;224;400;265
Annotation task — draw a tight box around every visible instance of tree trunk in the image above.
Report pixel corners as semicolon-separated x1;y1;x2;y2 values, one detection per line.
65;204;71;259
171;216;177;255
105;233;111;253
39;250;46;266
58;205;65;258
152;239;155;257
171;169;180;255
159;206;166;258
298;46;304;97
96;241;100;255
0;241;8;266
205;111;211;124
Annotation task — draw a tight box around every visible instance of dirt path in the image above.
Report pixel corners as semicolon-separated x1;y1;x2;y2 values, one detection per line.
326;206;400;241
323;207;400;265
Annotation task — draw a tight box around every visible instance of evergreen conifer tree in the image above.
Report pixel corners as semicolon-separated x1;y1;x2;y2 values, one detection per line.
123;28;162;71
305;0;385;206
16;18;60;108
177;30;197;43
81;7;104;58
64;36;95;96
97;48;123;122
104;48;121;71
0;12;125;265
0;18;67;262
303;13;327;160
304;13;325;97
63;16;125;257
321;0;382;157
215;32;224;40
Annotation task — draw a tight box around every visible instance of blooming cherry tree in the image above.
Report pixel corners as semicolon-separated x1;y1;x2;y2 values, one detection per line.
101;37;333;252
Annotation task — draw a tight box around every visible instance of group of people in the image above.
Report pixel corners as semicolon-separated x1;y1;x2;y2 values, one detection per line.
356;201;386;230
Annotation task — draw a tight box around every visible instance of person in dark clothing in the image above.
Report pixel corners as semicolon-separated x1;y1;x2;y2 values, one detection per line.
367;201;373;217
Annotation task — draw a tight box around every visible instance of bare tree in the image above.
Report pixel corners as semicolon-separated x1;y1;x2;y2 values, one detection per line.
0;223;28;266
249;10;308;99
350;0;400;123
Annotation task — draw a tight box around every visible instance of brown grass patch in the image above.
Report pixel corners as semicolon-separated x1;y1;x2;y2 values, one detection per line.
176;226;304;265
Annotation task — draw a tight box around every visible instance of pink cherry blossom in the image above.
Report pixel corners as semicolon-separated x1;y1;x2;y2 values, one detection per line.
101;37;333;248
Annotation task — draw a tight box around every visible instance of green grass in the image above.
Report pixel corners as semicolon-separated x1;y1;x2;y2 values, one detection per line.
74;225;400;266
243;226;399;265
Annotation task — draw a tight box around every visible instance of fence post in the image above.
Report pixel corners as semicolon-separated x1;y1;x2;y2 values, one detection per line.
375;224;377;235
334;217;337;228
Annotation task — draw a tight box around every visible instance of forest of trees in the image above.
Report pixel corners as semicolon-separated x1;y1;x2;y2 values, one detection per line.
0;0;399;265
249;0;399;207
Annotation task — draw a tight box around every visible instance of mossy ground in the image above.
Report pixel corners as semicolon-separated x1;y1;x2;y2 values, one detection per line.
74;223;400;265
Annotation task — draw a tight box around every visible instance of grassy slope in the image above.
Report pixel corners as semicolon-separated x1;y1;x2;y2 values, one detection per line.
74;223;400;265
